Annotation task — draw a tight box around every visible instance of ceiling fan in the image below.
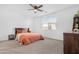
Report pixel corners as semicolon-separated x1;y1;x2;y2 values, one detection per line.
28;4;44;13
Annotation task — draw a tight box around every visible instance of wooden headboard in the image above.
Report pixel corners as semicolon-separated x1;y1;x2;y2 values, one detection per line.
15;28;27;37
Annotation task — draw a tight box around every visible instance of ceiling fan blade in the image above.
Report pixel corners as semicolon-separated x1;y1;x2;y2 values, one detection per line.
38;5;43;8
29;4;34;8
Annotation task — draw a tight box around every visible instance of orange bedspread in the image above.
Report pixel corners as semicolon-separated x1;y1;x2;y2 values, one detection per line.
17;33;44;45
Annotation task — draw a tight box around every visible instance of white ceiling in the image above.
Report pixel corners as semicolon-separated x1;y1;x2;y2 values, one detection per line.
0;4;78;18
21;4;76;17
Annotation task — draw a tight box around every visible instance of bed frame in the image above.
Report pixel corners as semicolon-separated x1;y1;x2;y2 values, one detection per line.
15;28;44;45
15;28;27;37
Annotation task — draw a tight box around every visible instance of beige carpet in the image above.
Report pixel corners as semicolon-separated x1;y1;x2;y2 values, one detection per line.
0;39;63;54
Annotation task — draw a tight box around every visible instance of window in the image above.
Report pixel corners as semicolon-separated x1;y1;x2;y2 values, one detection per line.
48;23;56;30
43;23;56;30
42;16;56;30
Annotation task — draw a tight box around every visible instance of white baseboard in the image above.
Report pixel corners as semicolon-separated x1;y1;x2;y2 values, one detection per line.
45;37;63;41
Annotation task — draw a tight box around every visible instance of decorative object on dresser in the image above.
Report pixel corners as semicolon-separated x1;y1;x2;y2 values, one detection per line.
64;33;79;54
72;11;79;33
8;34;15;40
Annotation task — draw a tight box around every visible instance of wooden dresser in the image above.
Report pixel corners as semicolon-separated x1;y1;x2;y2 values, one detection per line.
64;33;79;54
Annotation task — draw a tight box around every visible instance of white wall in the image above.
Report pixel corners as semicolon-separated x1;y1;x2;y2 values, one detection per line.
32;5;79;40
0;4;79;41
0;5;33;41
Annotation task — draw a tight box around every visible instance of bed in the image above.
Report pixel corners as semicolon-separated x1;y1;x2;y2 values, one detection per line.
15;28;44;45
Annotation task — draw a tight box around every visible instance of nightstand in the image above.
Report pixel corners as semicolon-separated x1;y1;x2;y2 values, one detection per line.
8;34;15;40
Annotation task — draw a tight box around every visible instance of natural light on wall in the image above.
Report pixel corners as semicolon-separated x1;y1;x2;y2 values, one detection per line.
42;16;56;30
43;24;48;30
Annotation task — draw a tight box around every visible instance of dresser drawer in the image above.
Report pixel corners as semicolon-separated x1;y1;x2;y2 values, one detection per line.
64;33;79;54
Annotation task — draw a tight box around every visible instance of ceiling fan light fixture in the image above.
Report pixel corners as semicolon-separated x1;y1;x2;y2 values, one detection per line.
33;9;37;13
34;9;37;12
